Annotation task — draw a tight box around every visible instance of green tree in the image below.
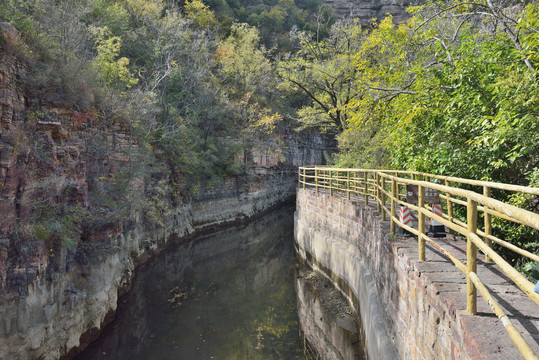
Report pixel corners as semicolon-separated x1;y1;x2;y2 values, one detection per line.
184;0;218;29
216;23;272;100
91;26;139;89
278;20;365;133
333;1;539;264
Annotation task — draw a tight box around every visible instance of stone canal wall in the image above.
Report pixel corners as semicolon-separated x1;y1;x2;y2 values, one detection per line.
295;189;398;359
294;188;522;360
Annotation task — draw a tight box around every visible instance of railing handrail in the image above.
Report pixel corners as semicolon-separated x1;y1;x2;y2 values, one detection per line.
298;166;539;360
302;166;539;196
378;174;539;230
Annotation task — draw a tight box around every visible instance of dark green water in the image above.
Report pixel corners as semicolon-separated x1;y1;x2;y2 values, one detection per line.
75;205;308;360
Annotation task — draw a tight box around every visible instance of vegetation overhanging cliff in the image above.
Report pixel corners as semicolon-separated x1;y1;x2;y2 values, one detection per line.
0;1;334;356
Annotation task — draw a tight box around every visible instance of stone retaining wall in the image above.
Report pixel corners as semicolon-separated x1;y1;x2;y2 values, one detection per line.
294;188;538;360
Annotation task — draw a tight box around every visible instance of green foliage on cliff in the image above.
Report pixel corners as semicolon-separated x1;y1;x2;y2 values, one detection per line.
1;0;537;266
278;21;365;133
0;0;284;251
278;1;539;265
281;3;539;186
90;26;139;89
276;1;538;178
0;0;298;194
199;0;334;49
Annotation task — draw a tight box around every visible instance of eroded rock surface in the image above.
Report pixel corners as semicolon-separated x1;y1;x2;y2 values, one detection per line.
325;0;421;26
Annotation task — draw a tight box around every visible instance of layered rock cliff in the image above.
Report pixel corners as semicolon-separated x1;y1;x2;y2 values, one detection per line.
326;0;420;25
0;23;334;360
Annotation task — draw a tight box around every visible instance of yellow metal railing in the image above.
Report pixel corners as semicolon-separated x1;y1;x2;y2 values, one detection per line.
298;166;539;360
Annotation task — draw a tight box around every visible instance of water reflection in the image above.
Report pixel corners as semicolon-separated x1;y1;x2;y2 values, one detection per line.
75;205;307;360
295;268;364;360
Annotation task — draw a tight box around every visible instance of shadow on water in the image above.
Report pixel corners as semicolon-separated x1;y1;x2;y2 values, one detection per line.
76;205;310;360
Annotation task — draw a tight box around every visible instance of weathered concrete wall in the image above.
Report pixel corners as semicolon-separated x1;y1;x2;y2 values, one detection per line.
294;189;539;360
295;189;397;359
295;267;364;360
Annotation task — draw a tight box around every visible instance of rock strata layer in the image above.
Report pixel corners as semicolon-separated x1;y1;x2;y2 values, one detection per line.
325;0;421;26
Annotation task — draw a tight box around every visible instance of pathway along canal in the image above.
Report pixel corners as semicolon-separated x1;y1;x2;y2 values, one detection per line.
75;205;363;360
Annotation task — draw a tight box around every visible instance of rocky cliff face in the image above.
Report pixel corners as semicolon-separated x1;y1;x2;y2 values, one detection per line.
0;23;334;360
325;0;420;25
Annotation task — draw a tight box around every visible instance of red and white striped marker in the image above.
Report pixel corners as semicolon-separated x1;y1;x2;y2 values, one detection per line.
399;206;411;226
429;204;446;237
398;206;413;236
430;204;443;220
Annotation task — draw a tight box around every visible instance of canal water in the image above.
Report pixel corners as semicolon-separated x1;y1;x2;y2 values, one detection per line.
75;205;311;360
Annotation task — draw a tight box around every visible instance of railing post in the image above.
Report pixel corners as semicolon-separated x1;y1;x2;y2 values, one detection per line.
445;180;453;223
418;185;425;261
483;186;492;262
390;178;396;234
467;198;478;315
298;167;301;188
329;171;333;196
347;171;351;200
315;169;319;193
364;172;368;204
376;173;381;212
381;176;386;221
303;168;306;189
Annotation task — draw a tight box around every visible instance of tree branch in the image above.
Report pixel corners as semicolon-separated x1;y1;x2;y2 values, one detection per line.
414;2;489;32
485;0;535;71
286;78;343;131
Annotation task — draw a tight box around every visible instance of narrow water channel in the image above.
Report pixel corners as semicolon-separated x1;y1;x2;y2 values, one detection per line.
75;205;310;360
